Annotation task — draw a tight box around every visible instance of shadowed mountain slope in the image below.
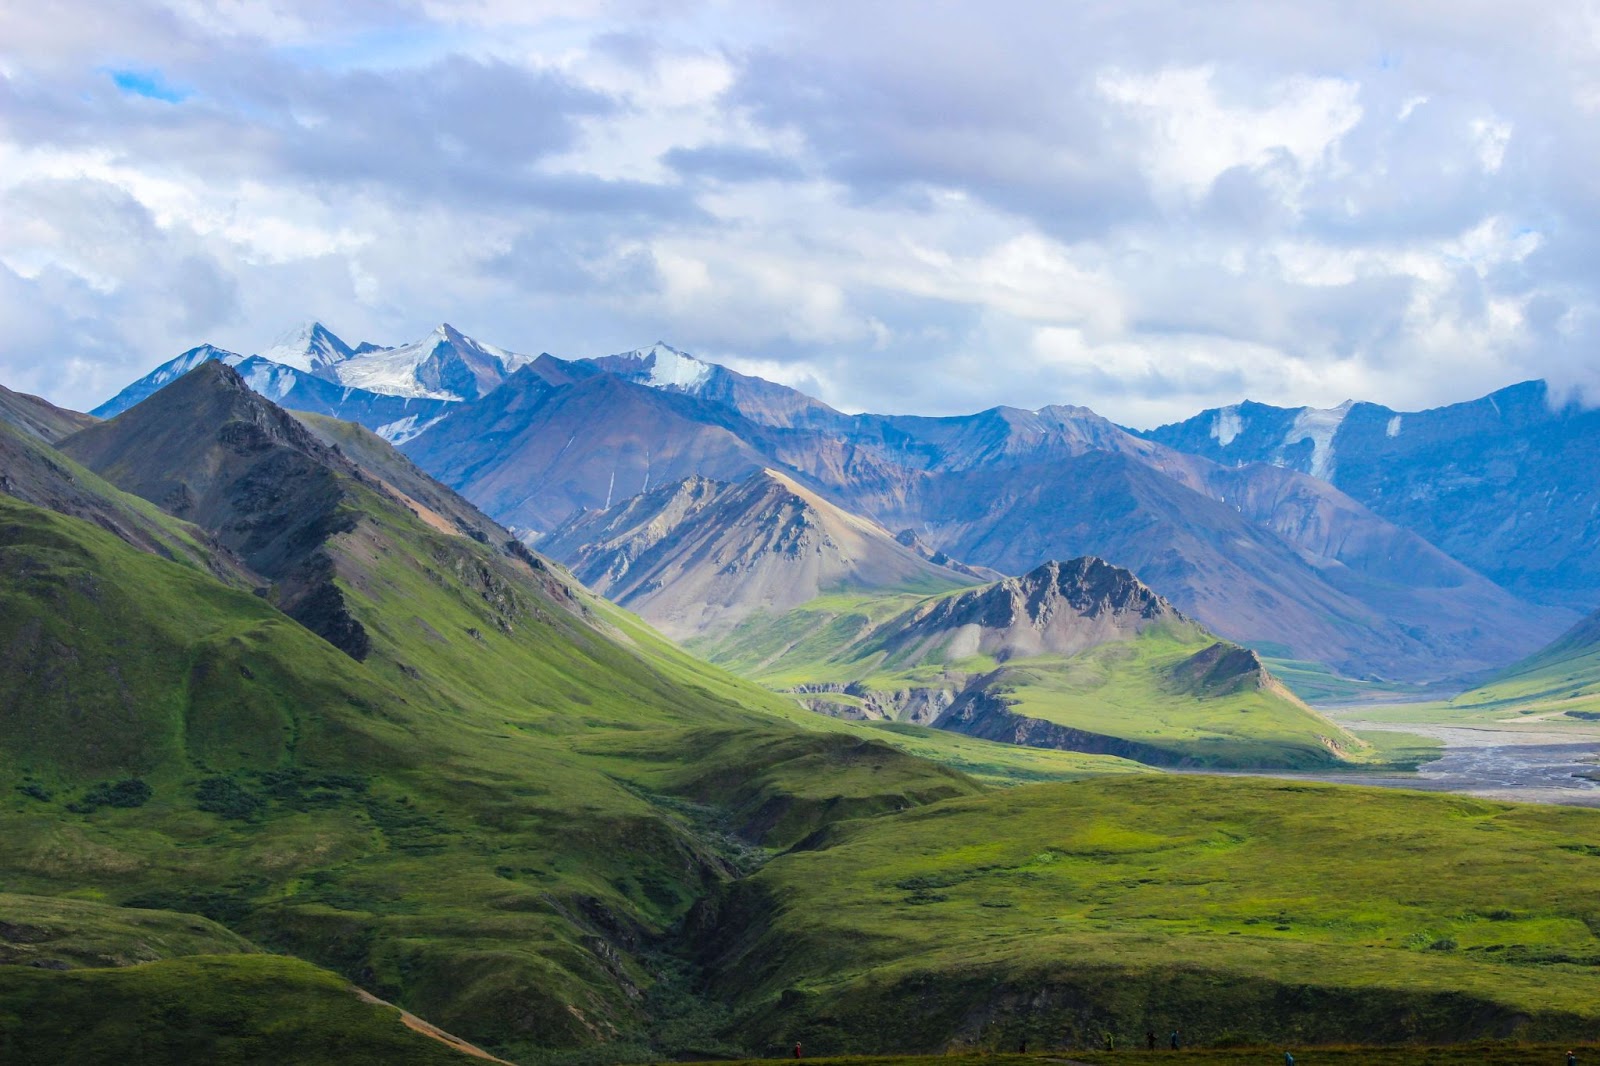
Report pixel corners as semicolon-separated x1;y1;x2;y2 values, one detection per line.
0;418;249;586
1142;380;1600;610
0;382;97;443
61;363;391;658
404;368;778;534
539;469;987;640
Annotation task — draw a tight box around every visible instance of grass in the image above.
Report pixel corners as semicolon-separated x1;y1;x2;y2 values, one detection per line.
1260;657;1441;705
680;1051;1600;1066
984;632;1367;768
0;893;257;968
0;486;1070;1061
699;775;1600;1053
0;954;476;1064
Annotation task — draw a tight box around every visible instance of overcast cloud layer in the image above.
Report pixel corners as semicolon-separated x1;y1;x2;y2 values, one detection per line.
4;1;1600;425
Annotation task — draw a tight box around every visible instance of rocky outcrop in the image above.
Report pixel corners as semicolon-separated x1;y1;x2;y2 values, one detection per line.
873;557;1187;666
788;681;956;725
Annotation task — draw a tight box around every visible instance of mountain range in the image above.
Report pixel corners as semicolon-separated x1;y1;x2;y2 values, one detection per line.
91;323;1597;688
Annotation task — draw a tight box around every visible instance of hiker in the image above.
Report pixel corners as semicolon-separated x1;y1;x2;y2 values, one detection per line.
1285;1053;1295;1066
1104;1032;1114;1050
793;1041;803;1059
1146;1030;1156;1050
1018;1038;1027;1054
1568;1052;1577;1066
1170;1029;1181;1050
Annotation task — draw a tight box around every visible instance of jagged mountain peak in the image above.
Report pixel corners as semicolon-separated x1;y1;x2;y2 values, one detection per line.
258;321;355;373
877;556;1188;666
945;557;1180;630
326;322;529;401
60;361;373;656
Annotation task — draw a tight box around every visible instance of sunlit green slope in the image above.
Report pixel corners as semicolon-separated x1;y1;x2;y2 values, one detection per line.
700;775;1600;1053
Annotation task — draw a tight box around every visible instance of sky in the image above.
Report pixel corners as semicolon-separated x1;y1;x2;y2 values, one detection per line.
3;1;1600;426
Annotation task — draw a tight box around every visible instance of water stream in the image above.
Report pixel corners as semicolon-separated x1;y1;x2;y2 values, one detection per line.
1182;717;1600;807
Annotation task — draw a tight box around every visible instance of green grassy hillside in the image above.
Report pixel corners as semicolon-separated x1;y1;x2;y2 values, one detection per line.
0;954;480;1065
0;493;982;1059
700;775;1600;1054
0;893;257;969
1444;610;1600;718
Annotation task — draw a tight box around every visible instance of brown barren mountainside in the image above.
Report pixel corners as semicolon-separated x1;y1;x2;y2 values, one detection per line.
539;469;984;640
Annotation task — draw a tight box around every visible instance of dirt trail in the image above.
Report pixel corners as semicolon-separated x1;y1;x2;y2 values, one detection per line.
353;987;515;1063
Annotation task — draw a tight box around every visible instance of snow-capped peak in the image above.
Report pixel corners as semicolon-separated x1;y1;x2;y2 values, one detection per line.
258;321;355;374
155;344;244;384
321;323;532;401
611;342;714;391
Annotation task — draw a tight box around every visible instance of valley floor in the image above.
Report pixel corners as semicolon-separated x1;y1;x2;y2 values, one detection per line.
1184;705;1600;808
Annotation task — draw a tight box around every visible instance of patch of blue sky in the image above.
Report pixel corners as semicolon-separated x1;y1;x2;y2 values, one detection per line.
108;68;192;103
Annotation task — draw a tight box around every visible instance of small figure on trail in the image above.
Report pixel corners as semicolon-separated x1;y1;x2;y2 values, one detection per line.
1104;1032;1114;1050
1284;1053;1295;1066
1017;1038;1027;1054
793;1041;803;1059
1568;1052;1577;1066
1169;1028;1181;1050
1146;1030;1157;1050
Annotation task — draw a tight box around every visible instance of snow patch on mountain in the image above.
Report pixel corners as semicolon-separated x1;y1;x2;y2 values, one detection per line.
240;361;298;402
374;412;447;445
1287;400;1354;481
1386;414;1403;438
1211;405;1243;447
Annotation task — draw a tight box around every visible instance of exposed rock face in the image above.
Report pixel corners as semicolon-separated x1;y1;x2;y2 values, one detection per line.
94;334;1581;680
538;470;982;640
875;558;1185;666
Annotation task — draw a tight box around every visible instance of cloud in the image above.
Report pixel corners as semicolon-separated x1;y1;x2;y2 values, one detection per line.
1;0;1599;427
